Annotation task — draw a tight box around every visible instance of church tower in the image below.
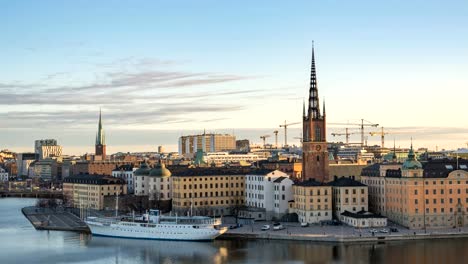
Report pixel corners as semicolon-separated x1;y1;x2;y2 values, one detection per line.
302;44;329;182
95;109;107;160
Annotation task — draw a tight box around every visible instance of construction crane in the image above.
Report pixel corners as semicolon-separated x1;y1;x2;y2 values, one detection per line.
331;128;359;145
369;127;389;149
273;130;279;149
328;119;379;146
279;120;300;147
260;135;271;148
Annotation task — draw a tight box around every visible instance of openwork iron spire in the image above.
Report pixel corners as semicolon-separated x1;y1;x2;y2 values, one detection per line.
96;108;105;145
308;42;321;119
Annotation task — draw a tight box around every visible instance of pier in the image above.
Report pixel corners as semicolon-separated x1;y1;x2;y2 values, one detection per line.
22;206;90;233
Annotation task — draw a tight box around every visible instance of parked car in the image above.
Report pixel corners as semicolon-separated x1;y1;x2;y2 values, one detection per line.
261;225;270;231
390;227;398;232
369;229;378;233
380;229;389;233
300;222;309;227
273;223;284;230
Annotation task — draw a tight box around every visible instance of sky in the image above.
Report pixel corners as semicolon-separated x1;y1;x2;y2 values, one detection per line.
1;0;468;154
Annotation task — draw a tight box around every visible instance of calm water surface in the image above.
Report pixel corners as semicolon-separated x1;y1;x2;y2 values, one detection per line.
2;198;468;264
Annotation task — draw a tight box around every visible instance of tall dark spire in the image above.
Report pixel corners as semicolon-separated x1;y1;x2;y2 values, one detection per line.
308;41;321;119
96;108;105;145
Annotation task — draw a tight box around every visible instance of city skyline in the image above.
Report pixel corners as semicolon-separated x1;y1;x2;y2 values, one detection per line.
1;1;468;153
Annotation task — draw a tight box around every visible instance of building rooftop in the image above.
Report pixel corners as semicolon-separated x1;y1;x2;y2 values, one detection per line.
172;168;256;177
273;176;288;183
294;179;327;187
341;210;386;219
328;177;366;187
112;164;135;172
64;174;126;185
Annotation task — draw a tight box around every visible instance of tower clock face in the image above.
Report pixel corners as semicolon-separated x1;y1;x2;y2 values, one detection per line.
315;145;322;151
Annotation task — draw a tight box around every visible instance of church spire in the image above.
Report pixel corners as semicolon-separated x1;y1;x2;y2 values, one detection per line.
308;41;321;119
96;108;105;145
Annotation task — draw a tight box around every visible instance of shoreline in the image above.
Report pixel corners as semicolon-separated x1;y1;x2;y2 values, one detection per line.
219;231;468;244
21;206;468;244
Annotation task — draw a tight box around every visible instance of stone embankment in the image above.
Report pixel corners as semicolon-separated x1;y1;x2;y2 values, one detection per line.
22;206;90;233
219;221;468;244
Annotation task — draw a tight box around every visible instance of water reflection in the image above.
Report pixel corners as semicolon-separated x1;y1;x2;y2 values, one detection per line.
88;237;222;264
3;198;468;264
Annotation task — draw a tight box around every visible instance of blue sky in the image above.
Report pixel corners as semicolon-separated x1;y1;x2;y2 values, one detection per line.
1;1;468;154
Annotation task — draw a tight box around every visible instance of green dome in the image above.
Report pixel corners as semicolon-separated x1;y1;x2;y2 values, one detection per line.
402;145;422;170
134;162;151;176
149;163;172;177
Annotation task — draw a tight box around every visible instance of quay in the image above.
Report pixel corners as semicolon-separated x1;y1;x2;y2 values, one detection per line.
22;206;90;233
219;220;468;244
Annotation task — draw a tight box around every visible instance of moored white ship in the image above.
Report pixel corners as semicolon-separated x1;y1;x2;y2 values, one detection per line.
85;210;227;241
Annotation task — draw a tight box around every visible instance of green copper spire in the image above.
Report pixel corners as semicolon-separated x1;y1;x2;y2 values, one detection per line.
96;108;105;145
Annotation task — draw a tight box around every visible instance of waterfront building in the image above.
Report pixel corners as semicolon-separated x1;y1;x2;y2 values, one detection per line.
178;133;236;157
329;177;368;219
242;170;291;220
361;144;468;229
95;109;107;160
171;168;246;216
340;211;387;228
134;162;173;202
112;164;137;194
63;174;127;210
292;179;332;224
302;46;330;182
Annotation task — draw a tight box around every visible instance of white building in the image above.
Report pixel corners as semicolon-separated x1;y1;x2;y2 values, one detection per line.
273;177;294;218
340;211;387;228
203;152;262;165
134;162;172;201
0;168;9;182
243;170;290;220
112;164;137;194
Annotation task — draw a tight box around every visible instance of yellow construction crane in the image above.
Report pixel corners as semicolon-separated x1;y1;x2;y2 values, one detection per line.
273;130;279;148
328;119;379;146
331;128;359;144
260;135;271;148
279;120;300;147
369;127;389;148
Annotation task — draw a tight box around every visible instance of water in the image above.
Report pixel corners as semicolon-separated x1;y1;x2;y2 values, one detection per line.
2;198;468;264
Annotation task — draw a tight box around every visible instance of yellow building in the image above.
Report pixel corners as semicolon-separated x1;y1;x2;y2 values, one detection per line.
63;174;127;210
362;145;468;229
178;133;236;157
292;179;332;224
329;176;368;219
172;169;246;216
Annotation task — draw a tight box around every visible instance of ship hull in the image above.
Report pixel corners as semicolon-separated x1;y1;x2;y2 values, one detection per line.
86;221;227;241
